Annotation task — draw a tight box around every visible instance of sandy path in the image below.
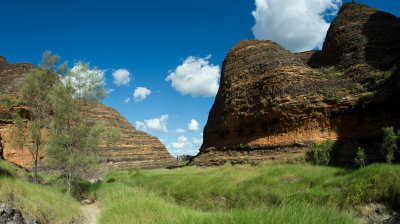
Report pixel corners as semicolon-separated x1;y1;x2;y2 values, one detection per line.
81;204;100;224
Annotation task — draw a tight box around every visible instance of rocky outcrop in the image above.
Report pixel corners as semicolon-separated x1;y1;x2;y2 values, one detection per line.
0;203;39;224
190;3;400;166
84;102;176;170
176;155;194;163
0;57;176;172
322;3;400;71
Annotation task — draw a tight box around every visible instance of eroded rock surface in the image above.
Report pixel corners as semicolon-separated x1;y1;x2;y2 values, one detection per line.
191;3;400;166
0;57;176;172
0;203;39;224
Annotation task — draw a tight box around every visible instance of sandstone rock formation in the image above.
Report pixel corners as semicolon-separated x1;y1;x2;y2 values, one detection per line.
190;3;400;166
0;57;176;172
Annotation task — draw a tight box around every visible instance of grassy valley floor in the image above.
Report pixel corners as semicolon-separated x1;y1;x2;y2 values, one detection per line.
1;159;400;223
92;161;400;224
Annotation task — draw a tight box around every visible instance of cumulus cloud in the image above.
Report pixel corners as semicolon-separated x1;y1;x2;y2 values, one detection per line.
124;97;130;103
166;135;201;156
174;128;187;134
187;119;199;132
133;87;151;103
136;115;168;133
251;0;341;52
166;55;220;97
112;69;131;86
169;135;191;149
166;148;199;157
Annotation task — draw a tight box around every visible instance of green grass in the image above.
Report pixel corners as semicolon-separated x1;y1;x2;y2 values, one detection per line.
93;182;356;224
0;161;82;223
3;156;399;224
93;162;400;224
106;163;399;209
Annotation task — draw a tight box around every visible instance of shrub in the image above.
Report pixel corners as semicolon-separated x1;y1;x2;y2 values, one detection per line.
306;140;335;165
381;127;398;163
72;178;92;200
353;147;366;168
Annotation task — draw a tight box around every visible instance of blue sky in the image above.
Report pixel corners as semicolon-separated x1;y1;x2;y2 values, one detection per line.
1;0;399;156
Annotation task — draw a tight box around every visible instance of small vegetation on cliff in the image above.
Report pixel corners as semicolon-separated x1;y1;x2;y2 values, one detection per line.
381;126;399;163
354;147;366;168
305;139;335;165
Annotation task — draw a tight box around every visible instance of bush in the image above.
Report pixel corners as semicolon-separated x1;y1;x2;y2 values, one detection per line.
72;178;92;201
306;140;335;165
354;147;366;168
381;127;398;163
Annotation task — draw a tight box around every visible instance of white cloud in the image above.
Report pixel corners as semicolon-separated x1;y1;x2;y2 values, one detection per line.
135;121;144;129
170;135;191;149
166;135;201;157
251;0;341;52
112;69;131;86
188;119;199;132
136;115;168;133
124;97;130;103
192;137;203;147
167;148;199;157
174;128;187;133
133;87;151;103
166;55;220;97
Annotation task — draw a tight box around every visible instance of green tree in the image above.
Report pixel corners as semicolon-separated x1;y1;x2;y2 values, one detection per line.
0;94;11;117
19;51;65;183
381;127;397;164
0;94;11;160
106;128;122;148
10;114;26;168
46;62;106;195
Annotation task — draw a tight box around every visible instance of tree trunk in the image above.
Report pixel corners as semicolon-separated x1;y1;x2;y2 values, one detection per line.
33;142;39;184
66;173;72;196
0;135;4;160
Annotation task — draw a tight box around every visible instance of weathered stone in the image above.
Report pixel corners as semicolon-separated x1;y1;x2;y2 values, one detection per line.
322;3;400;71
0;204;38;224
0;57;177;173
190;3;400;166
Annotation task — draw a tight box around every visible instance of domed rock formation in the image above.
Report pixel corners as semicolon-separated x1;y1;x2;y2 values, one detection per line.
190;3;400;166
0;57;176;172
322;3;400;71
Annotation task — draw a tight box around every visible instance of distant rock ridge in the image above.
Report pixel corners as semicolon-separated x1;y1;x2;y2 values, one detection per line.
176;154;194;163
190;2;400;166
0;57;176;173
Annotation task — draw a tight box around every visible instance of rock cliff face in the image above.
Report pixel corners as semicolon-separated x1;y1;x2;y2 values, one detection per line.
190;3;400;166
0;57;176;171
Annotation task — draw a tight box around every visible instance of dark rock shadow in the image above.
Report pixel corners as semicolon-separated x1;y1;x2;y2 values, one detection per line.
362;11;400;70
332;67;400;165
